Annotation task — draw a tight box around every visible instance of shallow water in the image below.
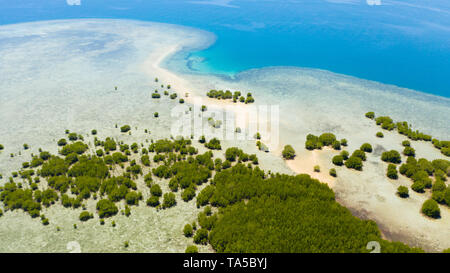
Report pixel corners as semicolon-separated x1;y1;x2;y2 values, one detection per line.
0;0;449;97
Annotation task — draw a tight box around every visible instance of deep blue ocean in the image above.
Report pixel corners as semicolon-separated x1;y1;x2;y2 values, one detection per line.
0;0;449;97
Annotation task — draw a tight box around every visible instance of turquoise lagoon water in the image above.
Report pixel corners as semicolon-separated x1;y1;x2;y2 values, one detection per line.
0;0;449;97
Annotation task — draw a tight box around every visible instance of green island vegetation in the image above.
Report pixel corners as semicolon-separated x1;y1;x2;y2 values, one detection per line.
398;157;450;208
360;143;372;153
185;162;423;252
281;145;296;160
206;90;255;104
305;133;344;151
365;112;449;157
0;124;433;253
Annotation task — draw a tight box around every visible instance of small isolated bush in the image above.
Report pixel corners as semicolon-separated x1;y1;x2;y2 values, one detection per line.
184;224;193;237
365;112;375;119
79;211;94;221
162;193;176;209
120;125;131;133
402;140;411;147
376;132;384;138
397;186;409;198
91;129;97;135
185;245;199;253
360;143;372;153
421;199;440;218
154;112;159;118
313;165;320;172
58;139;67;146
282;145;295;160
329;168;337;177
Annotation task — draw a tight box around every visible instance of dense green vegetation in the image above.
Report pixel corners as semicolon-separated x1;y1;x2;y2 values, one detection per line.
188;163;422;253
305;133;342;151
0;124;432;253
366;112;448;156
397;156;450;212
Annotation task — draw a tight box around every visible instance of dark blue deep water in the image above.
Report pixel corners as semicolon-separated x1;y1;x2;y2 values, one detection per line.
0;0;449;97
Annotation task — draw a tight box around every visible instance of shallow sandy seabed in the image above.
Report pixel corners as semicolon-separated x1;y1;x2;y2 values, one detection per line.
0;19;449;252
